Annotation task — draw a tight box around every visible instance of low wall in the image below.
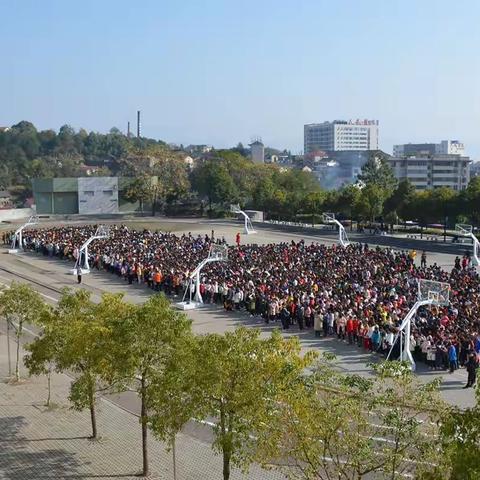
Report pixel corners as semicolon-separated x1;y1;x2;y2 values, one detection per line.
0;208;35;222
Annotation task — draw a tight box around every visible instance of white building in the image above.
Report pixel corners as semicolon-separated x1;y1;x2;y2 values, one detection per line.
249;140;264;164
304;120;379;154
393;140;465;157
386;154;471;191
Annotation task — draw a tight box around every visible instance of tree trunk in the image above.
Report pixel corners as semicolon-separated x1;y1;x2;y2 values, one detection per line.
15;320;22;381
220;405;231;480
141;374;149;477
88;382;97;439
223;448;231;480
172;435;177;480
6;318;12;377
46;369;52;407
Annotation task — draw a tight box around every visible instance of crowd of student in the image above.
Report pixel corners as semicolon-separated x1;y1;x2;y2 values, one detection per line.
4;224;480;387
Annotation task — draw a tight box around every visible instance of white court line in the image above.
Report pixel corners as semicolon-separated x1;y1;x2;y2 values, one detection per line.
0;276;59;303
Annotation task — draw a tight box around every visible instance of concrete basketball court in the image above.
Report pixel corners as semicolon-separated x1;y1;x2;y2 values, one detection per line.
0;216;476;409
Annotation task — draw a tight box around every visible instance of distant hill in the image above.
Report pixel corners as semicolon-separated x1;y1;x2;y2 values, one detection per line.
0;121;167;189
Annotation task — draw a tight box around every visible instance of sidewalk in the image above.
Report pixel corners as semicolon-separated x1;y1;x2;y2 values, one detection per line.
0;331;285;480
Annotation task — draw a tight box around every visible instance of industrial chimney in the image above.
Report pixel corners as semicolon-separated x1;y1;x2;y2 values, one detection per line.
137;110;141;138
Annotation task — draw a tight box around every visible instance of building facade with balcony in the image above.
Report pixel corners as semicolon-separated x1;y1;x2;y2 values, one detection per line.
386;154;471;191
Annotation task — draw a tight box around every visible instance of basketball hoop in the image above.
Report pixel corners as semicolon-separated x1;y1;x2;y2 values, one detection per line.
456;224;473;235
230;204;256;235
418;279;450;306
455;223;479;267
209;244;228;261
72;225;110;274
387;279;451;370
322;212;349;247
9;215;40;253
175;244;229;310
322;213;335;223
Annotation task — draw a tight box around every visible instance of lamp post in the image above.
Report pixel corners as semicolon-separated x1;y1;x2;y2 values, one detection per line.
443;198;448;243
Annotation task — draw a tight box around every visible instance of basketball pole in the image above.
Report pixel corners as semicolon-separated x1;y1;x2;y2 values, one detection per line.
322;213;350;248
230;205;256;235
72;225;109;274
179;245;228;308
386;299;433;370
9;215;39;254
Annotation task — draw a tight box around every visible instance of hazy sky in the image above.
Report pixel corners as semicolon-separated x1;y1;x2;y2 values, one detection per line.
2;0;480;158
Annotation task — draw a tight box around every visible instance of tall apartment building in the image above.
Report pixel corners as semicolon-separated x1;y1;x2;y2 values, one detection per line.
393;140;465;157
385;154;471;191
304;119;379;154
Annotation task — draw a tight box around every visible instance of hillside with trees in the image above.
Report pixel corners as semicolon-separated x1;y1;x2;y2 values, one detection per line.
1;121;479;230
0;121;166;190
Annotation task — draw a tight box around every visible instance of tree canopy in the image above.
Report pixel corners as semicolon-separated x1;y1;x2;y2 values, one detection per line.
0;121;166;190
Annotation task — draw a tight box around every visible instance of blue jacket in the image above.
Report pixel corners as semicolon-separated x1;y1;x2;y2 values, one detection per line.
448;345;457;362
371;330;380;344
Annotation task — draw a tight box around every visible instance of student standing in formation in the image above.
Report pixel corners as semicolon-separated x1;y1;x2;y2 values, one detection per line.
464;353;479;388
76;265;82;284
421;251;427;268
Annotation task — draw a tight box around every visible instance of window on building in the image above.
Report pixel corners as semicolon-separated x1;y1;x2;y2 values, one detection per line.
83;191;94;196
103;190;113;196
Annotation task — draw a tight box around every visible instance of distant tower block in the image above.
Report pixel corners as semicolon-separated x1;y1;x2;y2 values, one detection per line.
137;110;141;138
249;138;264;164
127;121;131;137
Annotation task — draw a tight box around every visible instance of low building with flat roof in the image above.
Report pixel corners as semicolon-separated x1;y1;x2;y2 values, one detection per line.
32;177;139;215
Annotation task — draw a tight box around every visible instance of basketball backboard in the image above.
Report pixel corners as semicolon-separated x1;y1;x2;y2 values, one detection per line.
417;279;450;306
322;212;335;223
456;224;473;235
209;244;228;261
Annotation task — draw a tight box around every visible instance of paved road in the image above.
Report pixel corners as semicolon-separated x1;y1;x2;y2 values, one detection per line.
0;218;475;408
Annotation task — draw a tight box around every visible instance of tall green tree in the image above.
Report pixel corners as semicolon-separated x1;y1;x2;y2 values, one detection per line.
354;183;386;222
358;151;397;191
433;384;480;479
304;190;326;225
383;179;416;220
25;290;127;439
259;358;445;480
460;176;480;225
146;333;200;479
24;306;58;407
194;328;317;480
191;160;238;210
118;146;190;215
336;184;361;221
0;282;47;382
108;293;193;477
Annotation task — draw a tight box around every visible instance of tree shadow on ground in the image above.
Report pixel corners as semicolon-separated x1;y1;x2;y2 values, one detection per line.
0;415;84;479
0;416;135;479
